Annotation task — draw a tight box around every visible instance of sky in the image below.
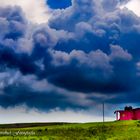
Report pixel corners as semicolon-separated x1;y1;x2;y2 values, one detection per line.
0;0;140;123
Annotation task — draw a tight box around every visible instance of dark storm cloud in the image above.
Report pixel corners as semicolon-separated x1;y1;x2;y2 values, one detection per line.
0;84;80;110
0;6;26;40
0;72;86;110
0;0;140;110
43;45;134;94
0;48;39;74
43;0;138;95
0;6;41;75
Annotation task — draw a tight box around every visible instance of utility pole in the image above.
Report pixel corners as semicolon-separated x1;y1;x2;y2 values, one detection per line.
103;102;105;123
101;102;105;140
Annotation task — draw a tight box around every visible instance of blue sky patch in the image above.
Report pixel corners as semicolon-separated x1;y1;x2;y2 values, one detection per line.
47;0;72;9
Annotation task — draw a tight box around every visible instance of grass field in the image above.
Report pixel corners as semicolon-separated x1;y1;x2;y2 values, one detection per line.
0;120;140;140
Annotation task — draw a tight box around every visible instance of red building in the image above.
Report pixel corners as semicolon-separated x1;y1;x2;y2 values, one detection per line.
115;106;140;121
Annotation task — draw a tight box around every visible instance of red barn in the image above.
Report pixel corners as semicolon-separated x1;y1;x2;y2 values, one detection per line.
115;106;140;121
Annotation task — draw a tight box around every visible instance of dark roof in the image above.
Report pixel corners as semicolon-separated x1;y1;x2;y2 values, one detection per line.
133;108;140;110
114;108;140;113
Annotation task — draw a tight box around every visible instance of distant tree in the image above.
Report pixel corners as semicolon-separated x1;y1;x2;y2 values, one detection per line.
125;106;133;111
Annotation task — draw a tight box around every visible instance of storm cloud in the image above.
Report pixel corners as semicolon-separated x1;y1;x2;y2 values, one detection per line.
0;0;140;112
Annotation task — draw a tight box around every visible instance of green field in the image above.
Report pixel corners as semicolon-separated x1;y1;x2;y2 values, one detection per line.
0;120;140;140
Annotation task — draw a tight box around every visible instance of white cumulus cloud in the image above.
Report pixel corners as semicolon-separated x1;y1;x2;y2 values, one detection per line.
0;0;50;24
121;0;140;17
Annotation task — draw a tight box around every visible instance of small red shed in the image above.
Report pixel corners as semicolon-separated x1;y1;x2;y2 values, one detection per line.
115;106;140;121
